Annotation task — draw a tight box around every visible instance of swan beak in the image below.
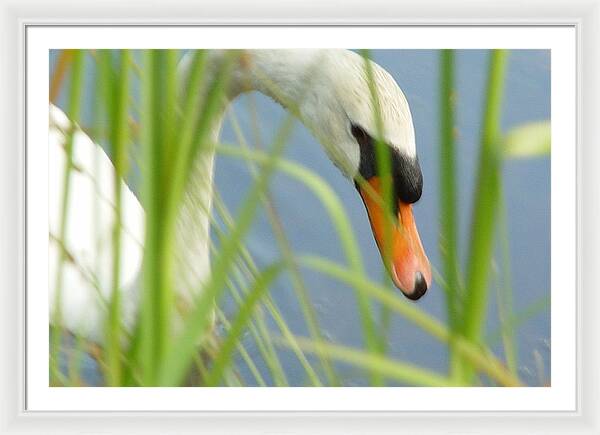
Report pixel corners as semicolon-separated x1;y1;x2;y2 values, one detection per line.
358;177;432;300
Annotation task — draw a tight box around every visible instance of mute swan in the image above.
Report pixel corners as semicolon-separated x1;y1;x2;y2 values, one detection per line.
50;49;431;343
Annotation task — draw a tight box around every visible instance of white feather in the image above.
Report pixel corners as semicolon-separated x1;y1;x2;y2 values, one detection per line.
49;104;143;342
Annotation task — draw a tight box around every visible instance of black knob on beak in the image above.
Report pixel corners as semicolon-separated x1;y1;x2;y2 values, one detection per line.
405;271;428;301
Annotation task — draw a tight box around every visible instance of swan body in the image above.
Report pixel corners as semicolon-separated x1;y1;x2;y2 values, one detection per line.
49;105;144;341
50;49;431;343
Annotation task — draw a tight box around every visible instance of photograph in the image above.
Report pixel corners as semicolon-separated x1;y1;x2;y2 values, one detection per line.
48;47;551;388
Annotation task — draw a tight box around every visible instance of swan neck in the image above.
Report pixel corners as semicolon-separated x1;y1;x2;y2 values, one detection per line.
174;50;325;299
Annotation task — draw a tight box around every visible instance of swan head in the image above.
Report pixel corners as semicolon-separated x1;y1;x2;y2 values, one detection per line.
216;49;431;299
295;51;432;300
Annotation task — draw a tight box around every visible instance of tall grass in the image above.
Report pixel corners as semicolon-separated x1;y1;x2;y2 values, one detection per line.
463;50;508;343
103;50;132;386
438;49;464;381
50;49;84;384
227;107;337;385
49;49;550;387
460;50;508;383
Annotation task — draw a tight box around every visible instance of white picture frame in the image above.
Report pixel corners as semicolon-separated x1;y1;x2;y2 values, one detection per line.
1;0;598;433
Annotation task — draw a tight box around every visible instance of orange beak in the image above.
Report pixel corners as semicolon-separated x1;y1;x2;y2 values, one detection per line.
358;177;431;300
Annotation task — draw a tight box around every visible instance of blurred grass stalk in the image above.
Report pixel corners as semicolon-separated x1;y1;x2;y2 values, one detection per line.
497;187;518;375
361;49;395;387
299;255;522;387
227;107;335;386
156;108;294;386
138;49;236;385
139;49;177;385
460;49;509;383
218;142;523;387
438;49;464;381
50;49;84;383
102;50;131;386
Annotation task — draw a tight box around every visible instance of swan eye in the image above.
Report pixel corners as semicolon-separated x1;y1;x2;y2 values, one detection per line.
351;121;423;205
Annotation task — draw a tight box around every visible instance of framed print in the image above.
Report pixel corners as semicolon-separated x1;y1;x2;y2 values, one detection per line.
1;0;599;434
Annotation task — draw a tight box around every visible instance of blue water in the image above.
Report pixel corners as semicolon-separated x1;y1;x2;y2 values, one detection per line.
51;49;551;386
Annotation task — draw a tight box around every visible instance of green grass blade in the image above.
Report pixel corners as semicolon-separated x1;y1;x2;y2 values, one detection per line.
176;51;238;203
211;197;301;386
503;120;551;158
138;49;160;384
360;49;394;259
168;50;216;213
360;51;394;385
161;50;178;171
218;145;373;330
438;49;465;380
463;50;508;346
172;50;208;176
275;336;460;387
50;49;85;384
487;295;550;345
215;144;362;282
211;235;289;386
215;310;268;387
205;263;284;386
299;255;522;387
217;143;390;384
138;50;186;385
157;114;295;386
67;332;86;386
496;186;518;374
263;205;339;385
227;108;335;385
155;49;179;372
104;50;131;386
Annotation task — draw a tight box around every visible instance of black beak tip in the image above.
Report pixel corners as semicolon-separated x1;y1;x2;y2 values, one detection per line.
404;271;428;301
